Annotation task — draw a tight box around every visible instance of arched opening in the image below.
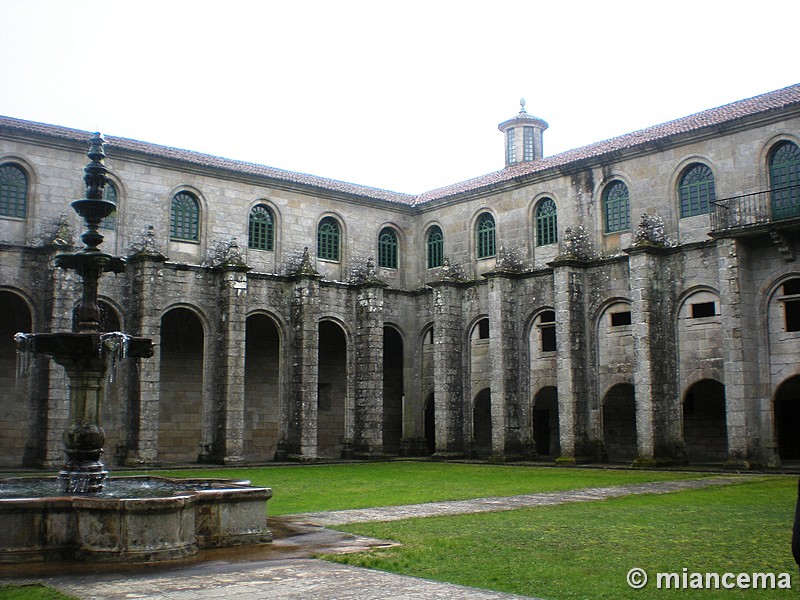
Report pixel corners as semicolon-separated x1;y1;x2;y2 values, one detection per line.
473;388;492;458
244;314;281;461
318;320;347;458
424;393;435;455
159;308;204;463
383;326;404;454
533;386;559;457
683;379;727;463
775;376;800;460
602;383;636;462
0;291;32;466
95;301;124;463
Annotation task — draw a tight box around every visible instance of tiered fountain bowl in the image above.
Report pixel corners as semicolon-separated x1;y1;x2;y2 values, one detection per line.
0;133;271;563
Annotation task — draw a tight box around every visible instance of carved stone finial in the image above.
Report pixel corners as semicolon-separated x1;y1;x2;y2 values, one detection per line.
83;132;109;202
519;98;527;114
128;225;167;261
438;256;467;282
296;247;319;277
49;214;74;248
634;212;668;247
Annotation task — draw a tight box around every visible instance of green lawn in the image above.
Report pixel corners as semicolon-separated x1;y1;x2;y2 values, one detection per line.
328;476;800;599
125;462;710;515
2;464;796;600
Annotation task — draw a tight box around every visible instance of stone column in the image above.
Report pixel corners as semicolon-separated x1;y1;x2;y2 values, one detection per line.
124;235;167;466
549;257;593;462
352;277;386;458
429;277;465;458
715;237;761;467
626;245;680;465
212;247;249;464
39;242;77;468
484;269;522;460
287;249;321;459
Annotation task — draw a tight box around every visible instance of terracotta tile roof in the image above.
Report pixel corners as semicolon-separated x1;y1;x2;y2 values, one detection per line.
2;84;799;208
0;116;416;205
414;83;800;204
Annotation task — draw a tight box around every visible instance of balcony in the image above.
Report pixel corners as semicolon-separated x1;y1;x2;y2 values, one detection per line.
711;184;800;235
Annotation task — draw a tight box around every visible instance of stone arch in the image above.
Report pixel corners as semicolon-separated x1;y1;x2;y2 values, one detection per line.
472;388;492;458
158;306;205;463
774;376;800;460
317;319;347;458
676;287;723;388
383;325;404;454
533;386;559;457
682;379;727;463
244;312;282;461
602;383;636;462
0;290;33;466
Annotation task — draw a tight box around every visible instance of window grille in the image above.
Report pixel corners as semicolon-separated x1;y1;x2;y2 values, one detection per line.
170;191;199;241
427;226;444;268
604;181;630;232
535;198;558;246
505;129;516;166
769;142;800;220
248;205;275;251
317;217;340;262
476;213;496;259
679;164;716;217
0;164;28;219
523;127;536;161
378;227;398;269
100;182;118;230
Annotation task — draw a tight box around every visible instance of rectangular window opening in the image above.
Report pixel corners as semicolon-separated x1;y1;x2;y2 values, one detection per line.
610;311;632;326
691;302;717;319
783;280;800;295
541;325;556;352
785;300;800;332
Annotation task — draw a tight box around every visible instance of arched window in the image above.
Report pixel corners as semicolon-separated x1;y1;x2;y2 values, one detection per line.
769;141;800;220
378;227;399;269
476;212;496;259
170;191;200;241
100;181;118;230
535;198;558;246
426;225;444;269
679;164;716;218
248;204;275;251
0;164;28;219
603;181;630;233
317;216;340;262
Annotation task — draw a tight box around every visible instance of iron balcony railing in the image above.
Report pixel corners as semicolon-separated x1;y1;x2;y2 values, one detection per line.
711;184;800;232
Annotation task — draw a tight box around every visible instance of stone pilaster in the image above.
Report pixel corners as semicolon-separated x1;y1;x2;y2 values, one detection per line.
550;257;593;462
212;262;249;464
124;241;167;467
715;237;762;467
429;280;465;457
626;245;681;465
484;271;522;460
287;250;321;459
352;280;386;457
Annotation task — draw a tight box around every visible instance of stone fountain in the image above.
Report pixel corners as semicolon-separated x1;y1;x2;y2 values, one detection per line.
0;134;271;562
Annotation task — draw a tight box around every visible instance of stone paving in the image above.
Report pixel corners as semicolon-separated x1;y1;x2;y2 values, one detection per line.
4;475;747;600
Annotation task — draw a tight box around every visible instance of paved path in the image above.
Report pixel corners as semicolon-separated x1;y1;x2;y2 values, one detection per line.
4;475;747;600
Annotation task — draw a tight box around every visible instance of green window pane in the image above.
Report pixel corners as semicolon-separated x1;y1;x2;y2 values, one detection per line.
427;226;444;269
679;164;715;218
770;142;800;220
535;198;558;246
100;182;118;230
603;181;629;233
248;204;274;251
476;213;496;259
0;164;28;219
378;227;398;269
170;192;200;241
317;217;340;261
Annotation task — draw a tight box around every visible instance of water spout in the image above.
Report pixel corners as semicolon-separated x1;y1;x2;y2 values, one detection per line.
14;332;35;378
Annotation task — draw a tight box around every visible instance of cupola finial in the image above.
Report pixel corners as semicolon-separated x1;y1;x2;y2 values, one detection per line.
519;97;527;114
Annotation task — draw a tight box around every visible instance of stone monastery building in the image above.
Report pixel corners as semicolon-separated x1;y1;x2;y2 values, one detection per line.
1;85;799;469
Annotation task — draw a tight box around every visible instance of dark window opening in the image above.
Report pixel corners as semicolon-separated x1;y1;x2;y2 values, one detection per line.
785;300;800;332
783;279;800;296
541;326;556;352
691;302;717;318
477;319;490;340
610;311;632;326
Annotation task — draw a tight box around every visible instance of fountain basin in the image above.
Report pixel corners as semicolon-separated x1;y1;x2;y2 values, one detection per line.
0;476;272;563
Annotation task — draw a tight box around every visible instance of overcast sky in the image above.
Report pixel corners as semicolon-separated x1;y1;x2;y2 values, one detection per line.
1;1;797;194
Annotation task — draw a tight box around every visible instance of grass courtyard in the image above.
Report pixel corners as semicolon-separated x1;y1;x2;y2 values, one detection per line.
1;463;798;599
